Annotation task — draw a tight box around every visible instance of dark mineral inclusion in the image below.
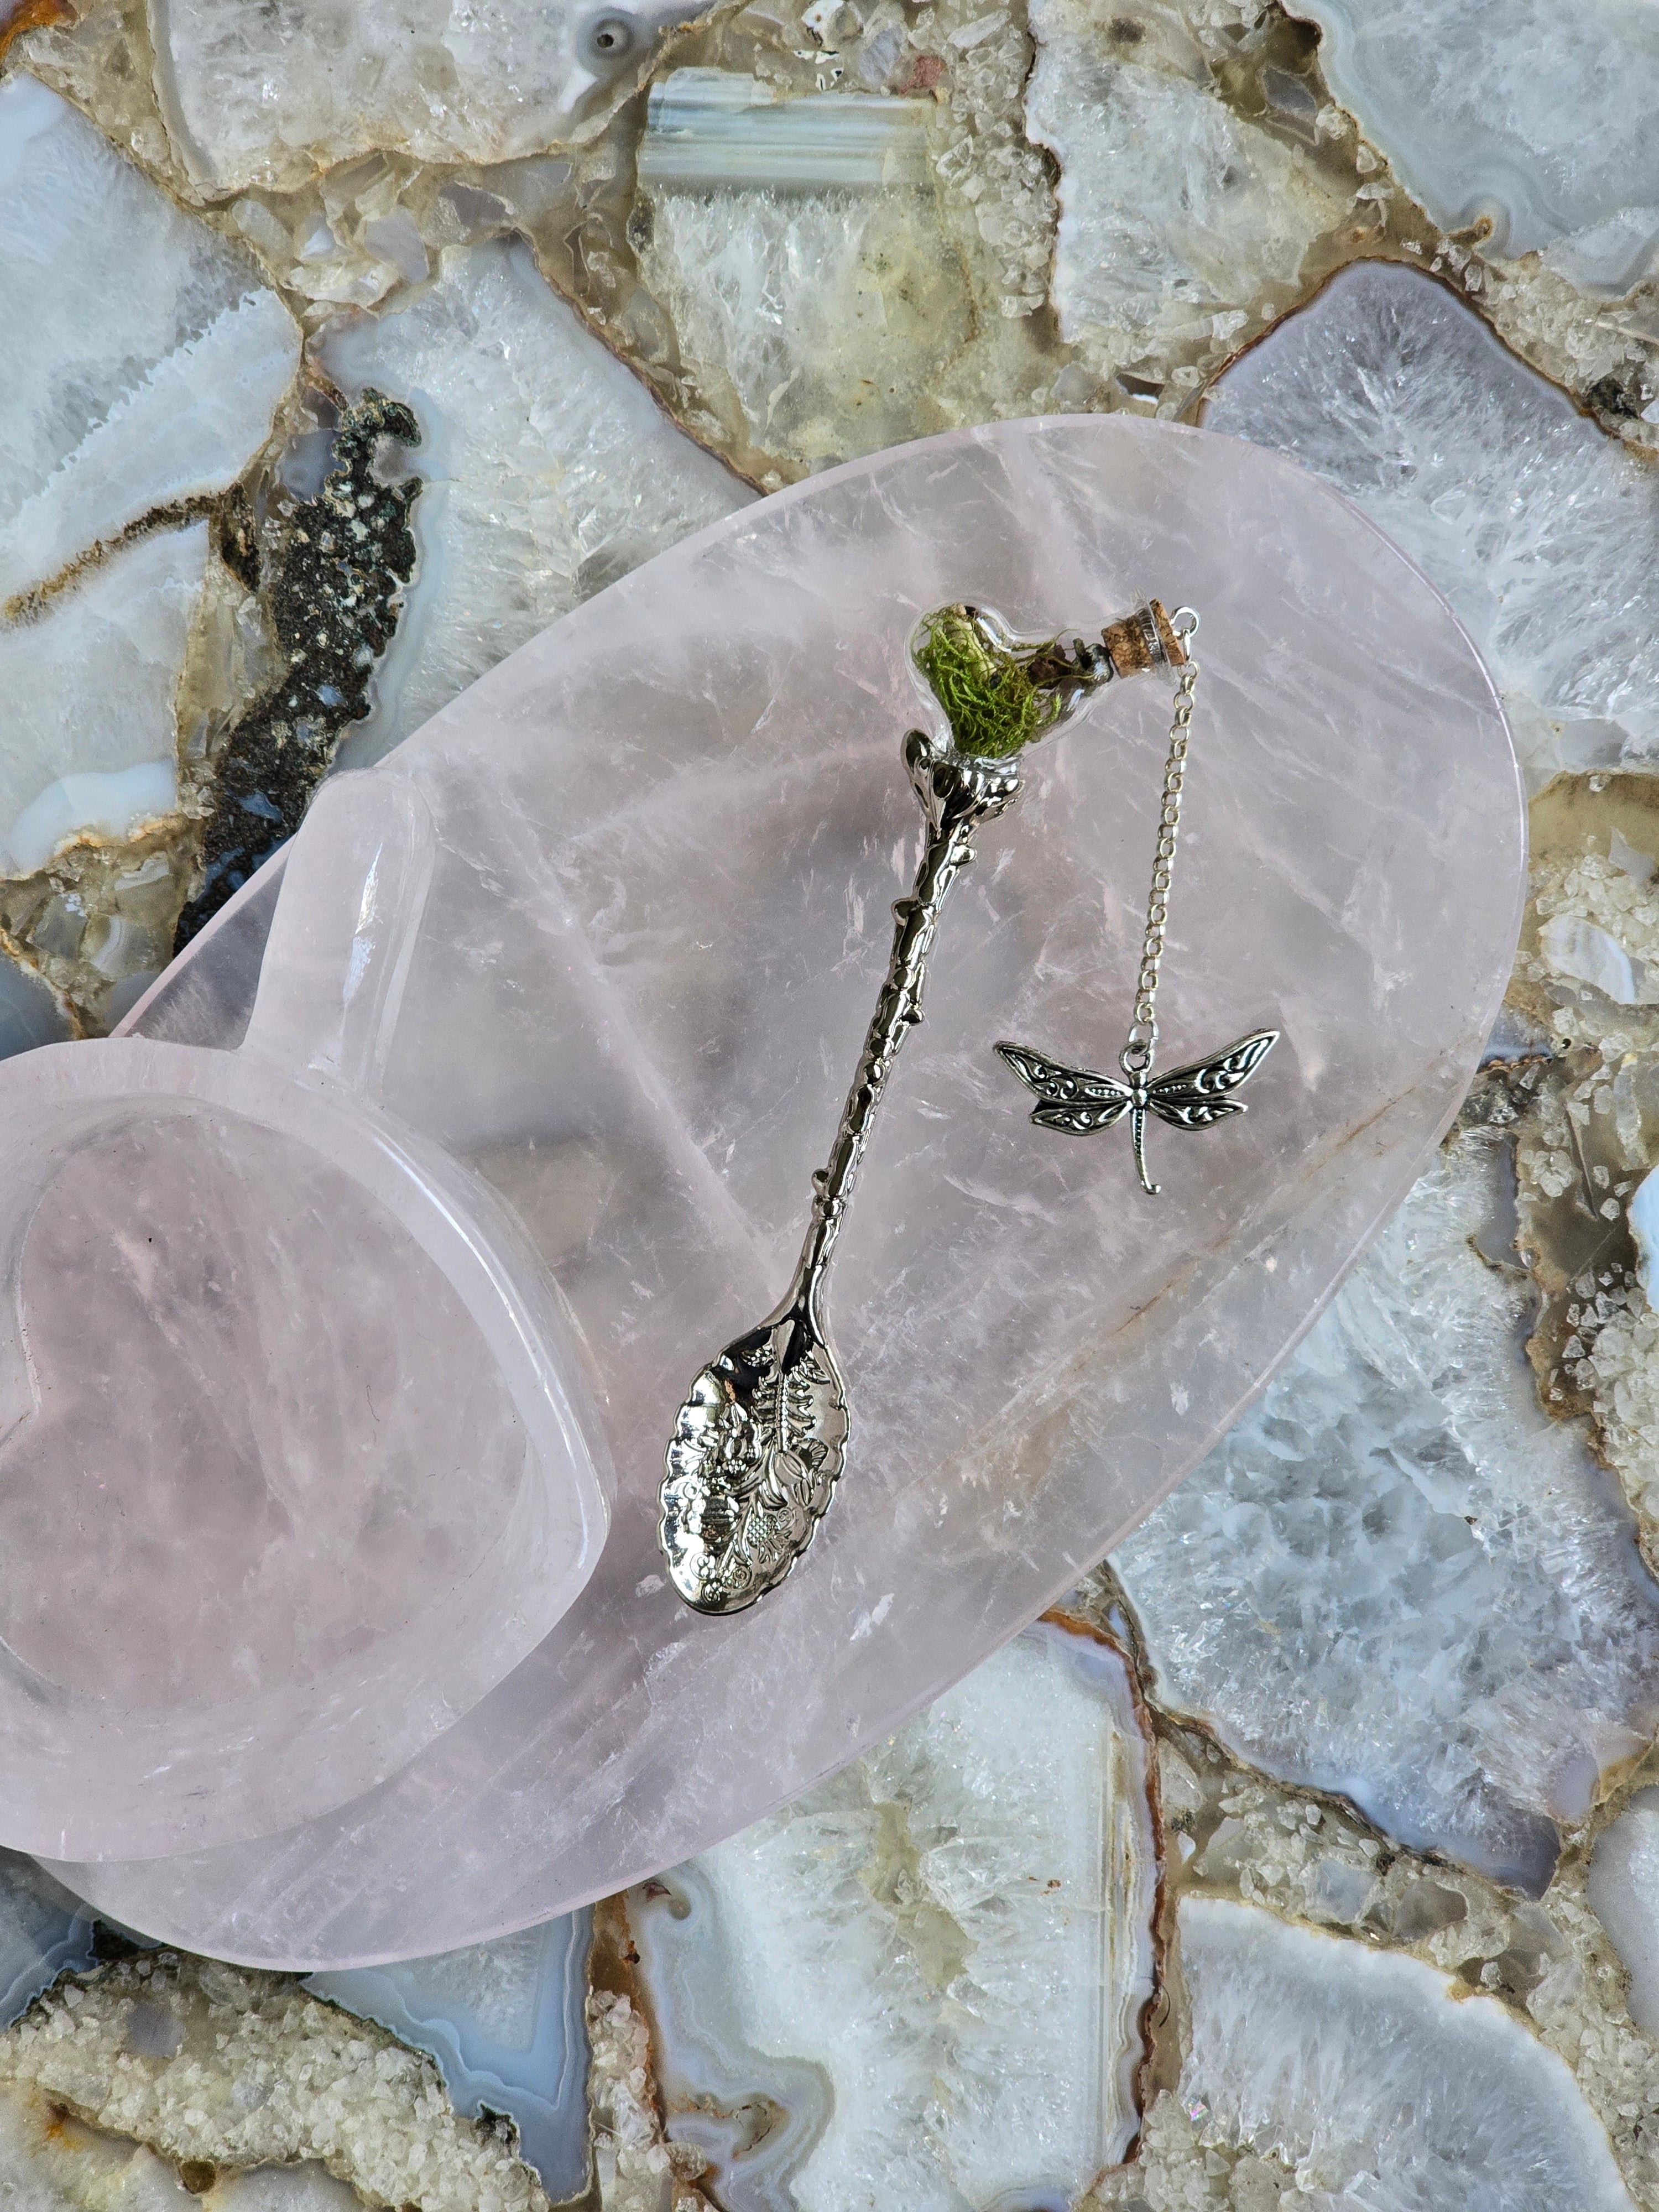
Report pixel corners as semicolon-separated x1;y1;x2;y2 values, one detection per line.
176;389;422;949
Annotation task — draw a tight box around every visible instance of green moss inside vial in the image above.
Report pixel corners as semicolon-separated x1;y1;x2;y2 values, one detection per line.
912;605;1067;760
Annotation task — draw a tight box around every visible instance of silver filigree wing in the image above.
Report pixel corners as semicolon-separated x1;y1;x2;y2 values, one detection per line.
995;1041;1132;1135
1145;1029;1279;1129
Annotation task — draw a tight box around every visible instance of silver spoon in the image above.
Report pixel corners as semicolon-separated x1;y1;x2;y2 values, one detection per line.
658;599;1191;1615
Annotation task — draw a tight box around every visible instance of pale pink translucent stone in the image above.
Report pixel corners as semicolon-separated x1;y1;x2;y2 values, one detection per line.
51;416;1521;1961
0;779;611;1858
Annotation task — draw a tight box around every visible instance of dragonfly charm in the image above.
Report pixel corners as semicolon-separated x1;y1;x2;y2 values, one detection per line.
995;1030;1280;1194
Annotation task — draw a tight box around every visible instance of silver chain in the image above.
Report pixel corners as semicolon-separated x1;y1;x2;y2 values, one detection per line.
1120;608;1201;1077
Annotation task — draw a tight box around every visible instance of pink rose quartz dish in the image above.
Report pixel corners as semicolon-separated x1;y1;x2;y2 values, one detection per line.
0;779;612;1859
32;416;1520;1963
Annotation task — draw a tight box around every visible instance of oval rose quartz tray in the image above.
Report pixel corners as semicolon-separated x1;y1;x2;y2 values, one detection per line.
45;416;1522;1963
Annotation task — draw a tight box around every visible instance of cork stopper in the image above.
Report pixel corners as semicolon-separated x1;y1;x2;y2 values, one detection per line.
1100;599;1188;679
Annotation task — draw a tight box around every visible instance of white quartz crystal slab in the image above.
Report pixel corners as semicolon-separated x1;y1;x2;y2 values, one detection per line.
1587;1787;1659;2035
630;1621;1159;2208
0;79;298;605
1203;262;1659;787
54;415;1521;1961
1027;4;1344;375
148;0;711;191
0;525;204;875
1117;1125;1659;1892
320;239;748;769
1173;1896;1634;2207
1286;0;1659;284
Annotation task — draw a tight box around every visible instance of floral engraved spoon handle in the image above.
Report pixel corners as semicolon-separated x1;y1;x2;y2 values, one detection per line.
658;599;1190;1615
659;734;1017;1616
